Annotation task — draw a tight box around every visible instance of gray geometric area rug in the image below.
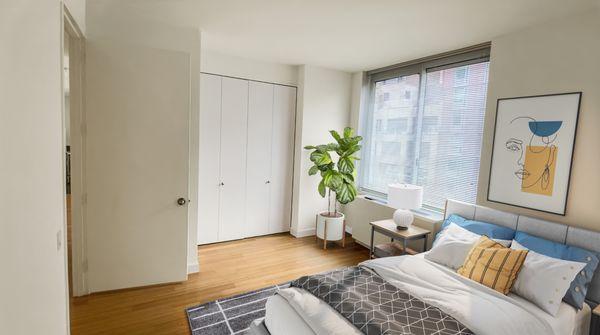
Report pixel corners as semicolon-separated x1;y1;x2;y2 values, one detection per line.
186;283;290;335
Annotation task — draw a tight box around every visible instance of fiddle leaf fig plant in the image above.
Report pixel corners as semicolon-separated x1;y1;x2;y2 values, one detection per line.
304;127;362;216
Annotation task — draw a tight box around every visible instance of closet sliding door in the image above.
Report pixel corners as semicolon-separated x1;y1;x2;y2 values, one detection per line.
197;74;296;245
269;85;296;233
197;73;221;244
218;77;248;241
246;82;274;237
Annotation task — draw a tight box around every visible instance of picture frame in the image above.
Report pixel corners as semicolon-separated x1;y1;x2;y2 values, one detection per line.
487;92;582;215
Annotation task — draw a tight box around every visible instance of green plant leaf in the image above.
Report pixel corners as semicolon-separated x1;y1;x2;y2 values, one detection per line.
336;183;349;203
318;180;326;197
317;162;334;172
304;145;316;150
329;130;342;142
336;182;357;204
343;127;354;138
315;144;330;153
308;165;319;176
338;157;355;174
322;170;333;185
347;183;358;201
310;151;332;166
322;170;342;189
341;173;354;183
339;147;359;159
336;183;356;205
330;171;343;189
326;143;339;151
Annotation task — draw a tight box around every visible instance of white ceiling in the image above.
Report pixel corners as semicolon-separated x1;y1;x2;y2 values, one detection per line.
91;0;598;72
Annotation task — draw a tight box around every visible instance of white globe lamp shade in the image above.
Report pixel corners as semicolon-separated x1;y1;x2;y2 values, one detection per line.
387;184;423;230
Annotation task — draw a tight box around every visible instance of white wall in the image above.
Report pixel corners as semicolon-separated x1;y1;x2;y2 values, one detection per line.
86;2;202;277
291;65;353;236
201;49;298;86
0;1;73;334
349;72;367;136
477;9;600;230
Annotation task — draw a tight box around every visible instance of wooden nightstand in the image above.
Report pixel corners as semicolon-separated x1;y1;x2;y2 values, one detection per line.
369;219;431;259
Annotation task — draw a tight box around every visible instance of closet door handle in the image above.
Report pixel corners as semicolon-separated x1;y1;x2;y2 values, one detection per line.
265;180;271;184
219;182;225;186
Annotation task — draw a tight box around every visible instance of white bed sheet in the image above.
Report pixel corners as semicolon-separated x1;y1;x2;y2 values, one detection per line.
573;302;591;335
264;293;315;335
265;254;591;335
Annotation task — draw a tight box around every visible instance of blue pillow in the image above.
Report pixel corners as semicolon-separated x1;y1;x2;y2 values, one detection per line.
514;231;599;310
438;214;516;240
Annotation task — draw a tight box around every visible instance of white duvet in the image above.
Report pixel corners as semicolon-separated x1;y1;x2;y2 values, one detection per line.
268;254;589;335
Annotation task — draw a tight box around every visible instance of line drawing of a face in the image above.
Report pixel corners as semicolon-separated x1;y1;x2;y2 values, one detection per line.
505;116;560;192
505;137;528;179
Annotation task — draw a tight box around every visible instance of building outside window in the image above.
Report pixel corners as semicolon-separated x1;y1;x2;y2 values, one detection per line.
360;48;490;210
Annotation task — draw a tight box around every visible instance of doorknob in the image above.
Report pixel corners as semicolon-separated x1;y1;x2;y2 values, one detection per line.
177;198;187;206
265;180;271;184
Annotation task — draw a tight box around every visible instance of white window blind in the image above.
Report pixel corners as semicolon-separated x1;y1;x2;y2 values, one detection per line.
361;54;490;210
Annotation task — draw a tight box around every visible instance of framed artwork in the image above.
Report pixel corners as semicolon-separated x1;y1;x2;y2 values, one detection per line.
487;92;581;215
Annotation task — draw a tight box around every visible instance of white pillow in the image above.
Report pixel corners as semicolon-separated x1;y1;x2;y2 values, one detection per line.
425;223;511;270
510;240;586;316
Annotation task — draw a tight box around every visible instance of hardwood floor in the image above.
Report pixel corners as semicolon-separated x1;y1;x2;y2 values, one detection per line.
70;233;369;334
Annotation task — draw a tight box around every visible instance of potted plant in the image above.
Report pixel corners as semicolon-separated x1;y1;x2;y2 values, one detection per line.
304;127;362;245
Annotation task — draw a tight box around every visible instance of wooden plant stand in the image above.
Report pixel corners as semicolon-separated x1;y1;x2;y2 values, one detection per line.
314;214;346;250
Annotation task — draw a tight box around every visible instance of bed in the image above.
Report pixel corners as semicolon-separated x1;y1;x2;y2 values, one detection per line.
250;200;600;335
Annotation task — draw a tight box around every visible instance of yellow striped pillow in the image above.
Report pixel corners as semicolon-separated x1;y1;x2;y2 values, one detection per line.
457;236;528;294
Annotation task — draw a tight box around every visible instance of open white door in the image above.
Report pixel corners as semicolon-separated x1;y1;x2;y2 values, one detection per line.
85;41;190;292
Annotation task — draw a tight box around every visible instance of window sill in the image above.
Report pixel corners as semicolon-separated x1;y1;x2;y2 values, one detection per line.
357;194;444;223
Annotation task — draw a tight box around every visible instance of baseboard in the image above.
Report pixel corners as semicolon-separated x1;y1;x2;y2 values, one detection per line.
354;239;370;250
187;262;199;274
292;225;352;238
291;227;316;238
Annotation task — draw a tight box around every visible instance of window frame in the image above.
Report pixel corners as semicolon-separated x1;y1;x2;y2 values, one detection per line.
359;47;491;212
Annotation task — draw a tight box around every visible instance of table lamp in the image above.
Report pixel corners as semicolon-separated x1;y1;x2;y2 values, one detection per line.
387;183;423;230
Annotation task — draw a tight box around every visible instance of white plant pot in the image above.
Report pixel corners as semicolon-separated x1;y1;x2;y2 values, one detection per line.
316;212;345;241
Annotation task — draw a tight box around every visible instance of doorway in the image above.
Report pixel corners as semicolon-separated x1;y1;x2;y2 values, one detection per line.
63;7;86;299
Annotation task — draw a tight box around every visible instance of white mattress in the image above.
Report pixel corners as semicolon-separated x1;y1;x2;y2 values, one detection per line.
264;254;592;335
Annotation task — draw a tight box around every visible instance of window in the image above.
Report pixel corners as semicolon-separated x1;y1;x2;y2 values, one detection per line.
387;118;408;134
361;48;490;210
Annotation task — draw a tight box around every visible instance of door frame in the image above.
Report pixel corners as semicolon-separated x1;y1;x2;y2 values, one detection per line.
62;5;88;297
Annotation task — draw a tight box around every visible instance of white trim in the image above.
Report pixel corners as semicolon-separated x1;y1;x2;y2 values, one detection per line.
63;4;88;300
291;227;315;238
354;239;369;249
292;220;353;237
187;262;199;274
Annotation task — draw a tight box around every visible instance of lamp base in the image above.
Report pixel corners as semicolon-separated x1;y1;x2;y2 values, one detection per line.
393;209;414;230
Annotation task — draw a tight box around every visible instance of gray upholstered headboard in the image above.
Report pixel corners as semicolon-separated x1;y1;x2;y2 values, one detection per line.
443;199;600;305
